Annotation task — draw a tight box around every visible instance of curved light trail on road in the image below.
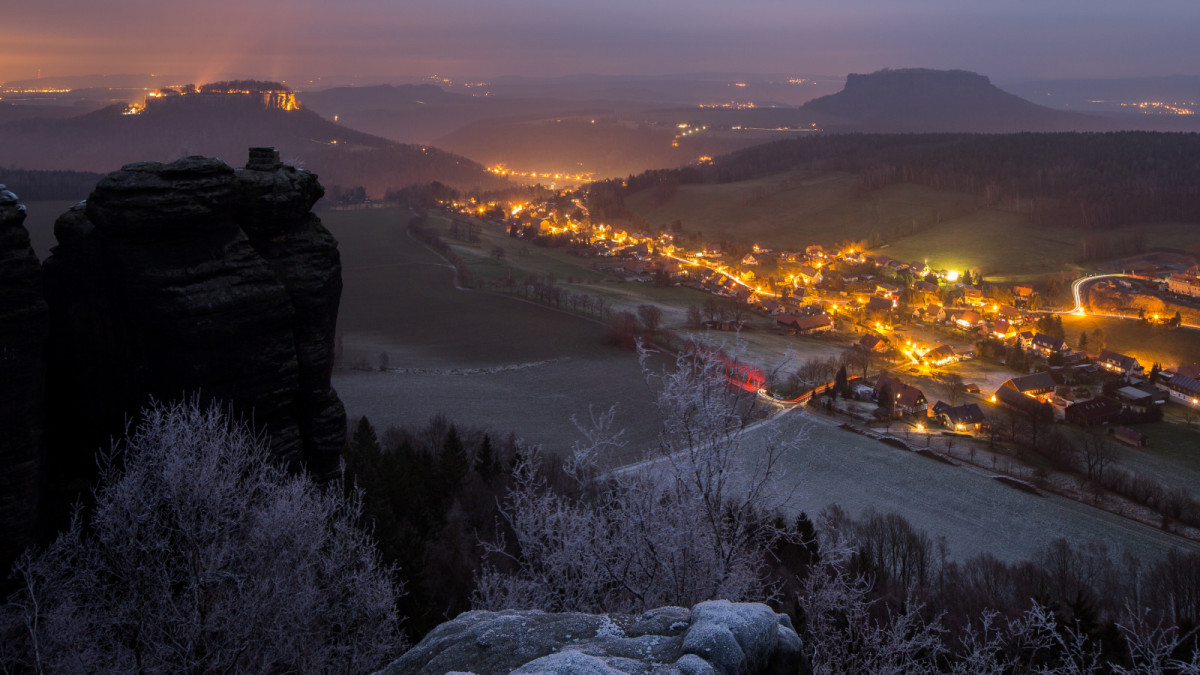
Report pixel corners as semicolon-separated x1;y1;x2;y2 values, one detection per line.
1060;273;1200;330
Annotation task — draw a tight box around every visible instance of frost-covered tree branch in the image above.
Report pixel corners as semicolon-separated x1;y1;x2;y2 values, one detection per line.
475;342;802;614
0;399;404;673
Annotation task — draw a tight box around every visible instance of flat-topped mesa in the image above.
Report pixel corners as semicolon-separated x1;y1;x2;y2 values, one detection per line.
43;150;345;502
0;185;49;577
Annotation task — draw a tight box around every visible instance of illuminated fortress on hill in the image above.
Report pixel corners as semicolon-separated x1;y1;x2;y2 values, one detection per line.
125;80;299;115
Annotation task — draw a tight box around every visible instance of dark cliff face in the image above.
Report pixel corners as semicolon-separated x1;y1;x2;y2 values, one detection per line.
42;151;345;507
0;186;49;575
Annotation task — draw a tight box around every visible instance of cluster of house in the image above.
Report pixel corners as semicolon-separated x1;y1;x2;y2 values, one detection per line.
851;345;1200;449
856;374;992;437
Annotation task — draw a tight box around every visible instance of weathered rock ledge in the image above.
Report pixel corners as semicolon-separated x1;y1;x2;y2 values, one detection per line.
378;600;808;675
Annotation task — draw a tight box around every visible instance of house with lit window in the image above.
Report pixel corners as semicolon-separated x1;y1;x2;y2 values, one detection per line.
930;401;988;433
1029;333;1066;357
1097;349;1144;378
874;375;928;416
924;344;957;366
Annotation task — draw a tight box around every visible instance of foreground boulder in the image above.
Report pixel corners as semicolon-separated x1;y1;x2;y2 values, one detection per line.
42;149;345;504
0;185;48;575
378;600;808;675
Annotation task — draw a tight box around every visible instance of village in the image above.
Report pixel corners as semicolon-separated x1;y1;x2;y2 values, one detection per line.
446;193;1200;462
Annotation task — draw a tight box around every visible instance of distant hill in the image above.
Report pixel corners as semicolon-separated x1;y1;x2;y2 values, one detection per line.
432;115;778;180
801;68;1110;132
602;132;1200;233
303;82;829;179
298;84;610;145
0;91;507;195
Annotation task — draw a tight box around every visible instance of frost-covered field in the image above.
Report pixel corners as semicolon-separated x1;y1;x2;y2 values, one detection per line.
334;357;661;466
742;409;1200;563
326;207;662;461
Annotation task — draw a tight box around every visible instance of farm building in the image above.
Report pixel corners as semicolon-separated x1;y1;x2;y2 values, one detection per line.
993;386;1053;419
1112;426;1149;447
778;313;833;334
1065;397;1124;427
1165;375;1200;407
1167;273;1200;298
1114;385;1167;409
999;372;1057;400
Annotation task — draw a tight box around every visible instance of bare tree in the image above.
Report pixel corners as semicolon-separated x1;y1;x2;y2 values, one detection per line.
637;304;664;333
1;400;403;673
1080;432;1118;492
945;373;965;406
474;342;800;614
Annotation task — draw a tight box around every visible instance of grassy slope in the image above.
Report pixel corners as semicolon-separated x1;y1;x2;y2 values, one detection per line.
754;410;1200;563
328;207;1200;561
321;206;662;458
625;171;976;249
420;210;859;369
1061;315;1200;369
623;172;1199;279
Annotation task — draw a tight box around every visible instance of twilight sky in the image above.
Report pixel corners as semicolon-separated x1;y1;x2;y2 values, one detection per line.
3;0;1198;84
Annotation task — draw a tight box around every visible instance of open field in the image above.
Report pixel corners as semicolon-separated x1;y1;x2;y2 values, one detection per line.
742;408;1200;563
419;210;861;368
1138;221;1200;254
1056;422;1200;497
321;207;664;453
1061;315;1200;368
871;209;1081;279
622;173;1200;281
624;172;979;250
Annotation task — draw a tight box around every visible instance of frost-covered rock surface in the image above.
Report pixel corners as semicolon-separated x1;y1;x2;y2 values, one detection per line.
378;600;808;675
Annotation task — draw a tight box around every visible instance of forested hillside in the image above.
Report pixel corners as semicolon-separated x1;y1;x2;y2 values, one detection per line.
595;132;1200;231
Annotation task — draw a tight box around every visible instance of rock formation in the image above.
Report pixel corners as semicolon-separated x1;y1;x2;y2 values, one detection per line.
0;185;48;575
42;149;345;508
378;600;808;675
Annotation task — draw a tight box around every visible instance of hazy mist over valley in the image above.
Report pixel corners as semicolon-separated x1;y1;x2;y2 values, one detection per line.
4;1;1200;672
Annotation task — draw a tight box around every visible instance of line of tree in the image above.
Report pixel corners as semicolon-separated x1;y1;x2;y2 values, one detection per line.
408;214;474;286
600;132;1200;232
7;375;1200;669
0;168;104;201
